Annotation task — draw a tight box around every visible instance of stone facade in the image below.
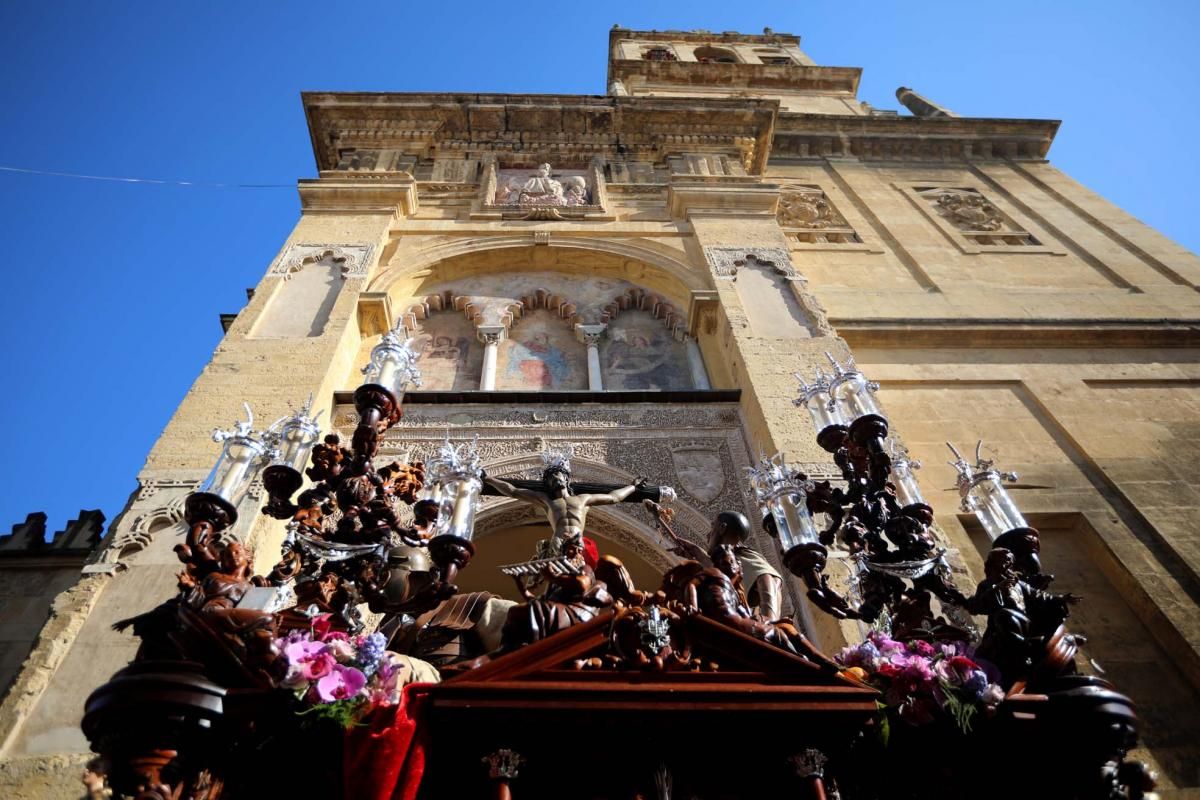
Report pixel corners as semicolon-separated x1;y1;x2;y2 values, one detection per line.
2;25;1199;797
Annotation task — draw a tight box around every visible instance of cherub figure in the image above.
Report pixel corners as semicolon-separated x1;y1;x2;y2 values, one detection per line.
966;547;1080;685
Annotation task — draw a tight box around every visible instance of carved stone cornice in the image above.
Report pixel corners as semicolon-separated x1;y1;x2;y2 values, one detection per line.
302;94;1060;189
297;174;419;215
302;93;778;174
667;178;779;219
771;113;1060;162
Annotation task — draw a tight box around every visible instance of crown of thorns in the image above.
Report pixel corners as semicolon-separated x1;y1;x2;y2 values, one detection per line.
539;445;573;475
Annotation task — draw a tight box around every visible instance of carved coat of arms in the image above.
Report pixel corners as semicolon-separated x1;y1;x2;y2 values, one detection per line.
670;446;726;503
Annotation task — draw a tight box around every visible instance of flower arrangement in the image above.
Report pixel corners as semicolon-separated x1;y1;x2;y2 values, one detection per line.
836;632;1004;733
275;614;411;728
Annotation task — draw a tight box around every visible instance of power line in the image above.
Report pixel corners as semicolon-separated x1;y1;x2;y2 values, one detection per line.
0;165;292;189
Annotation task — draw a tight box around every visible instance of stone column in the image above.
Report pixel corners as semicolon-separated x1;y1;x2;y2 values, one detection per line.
477;326;506;390
685;335;712;389
575;324;606;391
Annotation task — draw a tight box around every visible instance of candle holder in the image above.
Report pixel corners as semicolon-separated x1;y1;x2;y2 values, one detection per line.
888;441;933;525
178;403;272;570
794;369;848;453
424;435;484;585
746;454;824;572
354;324;422;467
948;440;1032;541
825;353;891;482
261;394;324;519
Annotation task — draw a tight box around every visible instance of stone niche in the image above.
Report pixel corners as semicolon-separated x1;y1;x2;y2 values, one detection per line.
477;160;607;219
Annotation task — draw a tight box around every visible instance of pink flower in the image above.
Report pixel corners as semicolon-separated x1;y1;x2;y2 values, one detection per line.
311;613;334;640
316;665;366;702
910;640;936;658
325;637;356;664
301;651;336;681
283;638;325;664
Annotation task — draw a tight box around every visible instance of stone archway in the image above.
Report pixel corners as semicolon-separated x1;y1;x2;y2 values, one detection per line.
370;237;708;315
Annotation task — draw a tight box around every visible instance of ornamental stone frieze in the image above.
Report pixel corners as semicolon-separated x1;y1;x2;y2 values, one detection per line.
266;243;377;280
333;398;759;542
704;246;798;280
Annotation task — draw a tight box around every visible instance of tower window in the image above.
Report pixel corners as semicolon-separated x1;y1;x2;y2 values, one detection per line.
693;46;738;64
642;47;677;62
760;56;792;65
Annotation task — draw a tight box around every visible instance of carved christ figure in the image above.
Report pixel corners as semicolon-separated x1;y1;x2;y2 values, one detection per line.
484;465;644;551
517;163;564;205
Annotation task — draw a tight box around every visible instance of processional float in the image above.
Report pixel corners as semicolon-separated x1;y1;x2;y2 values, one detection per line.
80;327;1154;800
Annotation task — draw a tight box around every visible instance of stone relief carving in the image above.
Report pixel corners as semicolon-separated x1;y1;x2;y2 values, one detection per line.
340;405;741;431
431;158;479;183
479;161;607;220
669;445;725;503
494;163;592;207
933;191;1004;232
334;149;416;173
335;403;756;536
777;188;863;245
910;186;1042;249
267;244;376;280
703;246;797;280
778;189;844;229
136;478;199;503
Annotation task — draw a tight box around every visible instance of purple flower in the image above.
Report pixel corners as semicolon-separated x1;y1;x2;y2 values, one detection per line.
836;640;882;670
358;632;387;676
316;664;367;702
962;670;989;700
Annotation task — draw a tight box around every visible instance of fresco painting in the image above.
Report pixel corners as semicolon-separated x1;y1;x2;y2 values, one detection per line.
411;312;483;390
495;310;587;390
600;312;692;390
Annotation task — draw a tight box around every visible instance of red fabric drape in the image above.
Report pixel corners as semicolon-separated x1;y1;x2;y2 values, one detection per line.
344;682;432;800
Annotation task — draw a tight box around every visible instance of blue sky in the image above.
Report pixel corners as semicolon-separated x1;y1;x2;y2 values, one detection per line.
1;1;1197;537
